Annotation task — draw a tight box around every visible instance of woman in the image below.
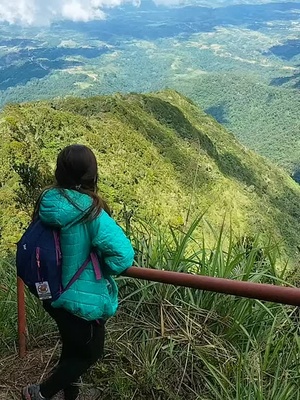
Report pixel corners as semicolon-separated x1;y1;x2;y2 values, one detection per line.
22;144;134;400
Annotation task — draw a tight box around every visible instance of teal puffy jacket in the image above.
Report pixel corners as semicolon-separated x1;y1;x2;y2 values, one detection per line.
39;188;134;321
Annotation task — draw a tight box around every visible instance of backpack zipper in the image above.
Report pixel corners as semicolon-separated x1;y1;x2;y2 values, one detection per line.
36;247;42;281
53;231;62;265
53;231;63;294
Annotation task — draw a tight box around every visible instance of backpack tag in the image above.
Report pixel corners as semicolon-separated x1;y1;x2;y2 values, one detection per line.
35;281;52;300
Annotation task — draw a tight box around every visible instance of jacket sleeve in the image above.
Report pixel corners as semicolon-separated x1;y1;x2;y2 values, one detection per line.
92;210;134;276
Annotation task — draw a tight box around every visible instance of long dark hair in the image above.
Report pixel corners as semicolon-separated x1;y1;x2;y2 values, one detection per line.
33;144;110;221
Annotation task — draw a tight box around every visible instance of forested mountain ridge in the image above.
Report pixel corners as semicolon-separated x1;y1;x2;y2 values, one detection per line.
178;72;300;173
0;89;300;263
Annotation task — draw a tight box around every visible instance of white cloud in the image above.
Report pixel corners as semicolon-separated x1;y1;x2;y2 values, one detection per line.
0;0;139;26
0;0;296;25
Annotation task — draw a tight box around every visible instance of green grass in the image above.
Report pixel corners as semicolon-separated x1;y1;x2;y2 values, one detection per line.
1;216;299;399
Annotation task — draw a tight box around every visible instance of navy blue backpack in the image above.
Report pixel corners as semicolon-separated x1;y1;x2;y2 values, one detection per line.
16;218;101;302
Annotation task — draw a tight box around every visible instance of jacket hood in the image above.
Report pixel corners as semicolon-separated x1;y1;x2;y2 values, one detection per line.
39;188;93;227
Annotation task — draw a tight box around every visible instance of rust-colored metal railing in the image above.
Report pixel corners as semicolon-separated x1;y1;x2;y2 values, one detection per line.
125;267;300;305
17;266;300;357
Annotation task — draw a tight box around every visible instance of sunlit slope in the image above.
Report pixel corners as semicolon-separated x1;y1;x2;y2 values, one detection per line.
1;89;300;261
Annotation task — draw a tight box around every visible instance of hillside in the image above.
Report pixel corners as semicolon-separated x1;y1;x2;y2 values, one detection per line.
1;89;300;262
174;72;300;173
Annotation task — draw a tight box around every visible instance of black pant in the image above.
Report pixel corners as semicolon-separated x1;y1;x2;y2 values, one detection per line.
41;302;105;400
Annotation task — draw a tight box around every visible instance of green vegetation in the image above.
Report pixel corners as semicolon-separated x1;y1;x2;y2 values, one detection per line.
1;216;300;399
1;90;300;398
1;3;300;397
1;90;300;263
177;72;300;172
0;2;299;174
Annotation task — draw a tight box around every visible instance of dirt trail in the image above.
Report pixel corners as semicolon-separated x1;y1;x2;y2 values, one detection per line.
0;347;101;399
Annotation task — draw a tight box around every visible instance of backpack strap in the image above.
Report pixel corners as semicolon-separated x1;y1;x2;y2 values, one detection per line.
90;252;101;280
63;252;101;292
